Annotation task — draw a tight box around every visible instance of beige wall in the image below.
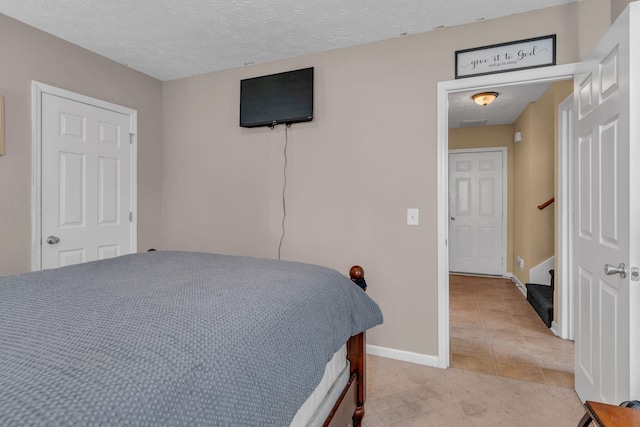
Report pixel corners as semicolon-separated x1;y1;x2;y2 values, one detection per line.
513;90;554;284
161;1;610;356
577;0;612;61
513;85;552;284
449;125;515;273
511;81;573;289
612;0;635;22
0;14;164;275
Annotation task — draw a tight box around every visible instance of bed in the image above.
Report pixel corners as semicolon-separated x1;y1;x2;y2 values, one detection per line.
0;251;383;426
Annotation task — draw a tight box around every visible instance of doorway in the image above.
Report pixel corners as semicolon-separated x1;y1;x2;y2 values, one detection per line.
435;63;580;369
446;79;574;386
31;82;138;270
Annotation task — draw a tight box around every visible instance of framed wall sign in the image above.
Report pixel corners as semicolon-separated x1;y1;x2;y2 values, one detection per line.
455;35;556;79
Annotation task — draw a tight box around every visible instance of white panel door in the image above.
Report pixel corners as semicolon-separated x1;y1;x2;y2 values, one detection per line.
573;3;639;403
41;93;133;269
449;150;504;275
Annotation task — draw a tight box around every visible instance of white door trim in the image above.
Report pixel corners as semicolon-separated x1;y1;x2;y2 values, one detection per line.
448;147;507;276
437;63;580;368
31;82;138;271
557;94;575;341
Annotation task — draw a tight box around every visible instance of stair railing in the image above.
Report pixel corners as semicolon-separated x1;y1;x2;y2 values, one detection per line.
537;197;555;210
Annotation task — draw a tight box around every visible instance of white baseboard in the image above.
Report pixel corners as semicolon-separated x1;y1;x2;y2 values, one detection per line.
506;272;527;297
366;345;440;368
529;256;555;286
550;321;559;337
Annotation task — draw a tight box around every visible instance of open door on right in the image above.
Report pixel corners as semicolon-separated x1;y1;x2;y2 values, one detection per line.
573;2;639;404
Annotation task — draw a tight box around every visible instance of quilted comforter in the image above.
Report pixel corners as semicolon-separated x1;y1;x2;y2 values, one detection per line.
0;251;383;426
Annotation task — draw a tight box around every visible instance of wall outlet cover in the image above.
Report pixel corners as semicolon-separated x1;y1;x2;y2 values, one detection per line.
407;208;419;225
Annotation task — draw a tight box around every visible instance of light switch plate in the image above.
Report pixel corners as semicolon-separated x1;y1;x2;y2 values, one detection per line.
407;208;419;225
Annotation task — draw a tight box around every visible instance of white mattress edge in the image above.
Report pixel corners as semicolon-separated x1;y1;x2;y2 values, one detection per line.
289;344;348;427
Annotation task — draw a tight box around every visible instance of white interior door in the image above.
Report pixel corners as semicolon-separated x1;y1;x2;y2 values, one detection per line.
573;3;639;403
449;149;505;275
40;92;134;269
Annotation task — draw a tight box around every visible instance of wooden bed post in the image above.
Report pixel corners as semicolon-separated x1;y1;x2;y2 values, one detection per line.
347;332;366;426
349;265;367;426
324;266;369;427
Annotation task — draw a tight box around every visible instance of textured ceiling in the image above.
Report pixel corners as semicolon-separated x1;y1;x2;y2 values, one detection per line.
448;82;553;128
0;0;581;81
1;0;579;127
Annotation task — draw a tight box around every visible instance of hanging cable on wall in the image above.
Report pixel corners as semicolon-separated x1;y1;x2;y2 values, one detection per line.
277;124;290;260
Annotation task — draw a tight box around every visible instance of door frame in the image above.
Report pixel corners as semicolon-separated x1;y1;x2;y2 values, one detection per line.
557;94;575;341
31;82;138;271
436;63;580;368
448;147;507;276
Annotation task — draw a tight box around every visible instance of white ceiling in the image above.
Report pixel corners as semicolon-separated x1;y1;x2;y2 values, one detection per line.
448;82;553;128
0;0;581;82
0;0;579;127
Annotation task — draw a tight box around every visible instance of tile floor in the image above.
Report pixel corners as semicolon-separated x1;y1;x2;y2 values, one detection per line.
449;274;575;388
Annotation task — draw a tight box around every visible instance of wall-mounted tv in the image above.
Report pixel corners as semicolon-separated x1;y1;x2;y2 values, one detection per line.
240;67;314;128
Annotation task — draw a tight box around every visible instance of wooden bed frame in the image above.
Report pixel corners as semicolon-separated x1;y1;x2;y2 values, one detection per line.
322;266;368;427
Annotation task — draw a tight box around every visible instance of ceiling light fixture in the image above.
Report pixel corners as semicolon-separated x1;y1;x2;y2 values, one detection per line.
472;92;498;106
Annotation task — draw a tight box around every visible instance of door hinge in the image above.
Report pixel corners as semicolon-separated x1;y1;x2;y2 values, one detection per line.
129;133;134;144
129;212;133;222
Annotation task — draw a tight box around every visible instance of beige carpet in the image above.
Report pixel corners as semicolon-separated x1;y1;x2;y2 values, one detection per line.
362;355;585;427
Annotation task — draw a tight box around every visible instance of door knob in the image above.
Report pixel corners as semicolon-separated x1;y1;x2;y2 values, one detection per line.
46;236;60;245
450;216;456;221
604;262;626;278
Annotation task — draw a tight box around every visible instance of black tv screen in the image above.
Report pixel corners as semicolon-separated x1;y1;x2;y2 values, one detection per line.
240;67;314;128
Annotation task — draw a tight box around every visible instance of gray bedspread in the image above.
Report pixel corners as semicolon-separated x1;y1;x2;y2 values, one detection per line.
0;251;383;426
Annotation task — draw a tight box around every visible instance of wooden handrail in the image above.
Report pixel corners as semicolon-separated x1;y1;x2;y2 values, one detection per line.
538;197;555;210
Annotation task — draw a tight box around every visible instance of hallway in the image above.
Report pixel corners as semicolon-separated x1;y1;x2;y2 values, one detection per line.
449;274;574;388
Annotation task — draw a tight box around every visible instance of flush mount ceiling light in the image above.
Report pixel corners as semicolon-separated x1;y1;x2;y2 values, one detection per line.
472;92;499;106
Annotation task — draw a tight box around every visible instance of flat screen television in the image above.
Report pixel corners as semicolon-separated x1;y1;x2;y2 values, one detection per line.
240;67;314;128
